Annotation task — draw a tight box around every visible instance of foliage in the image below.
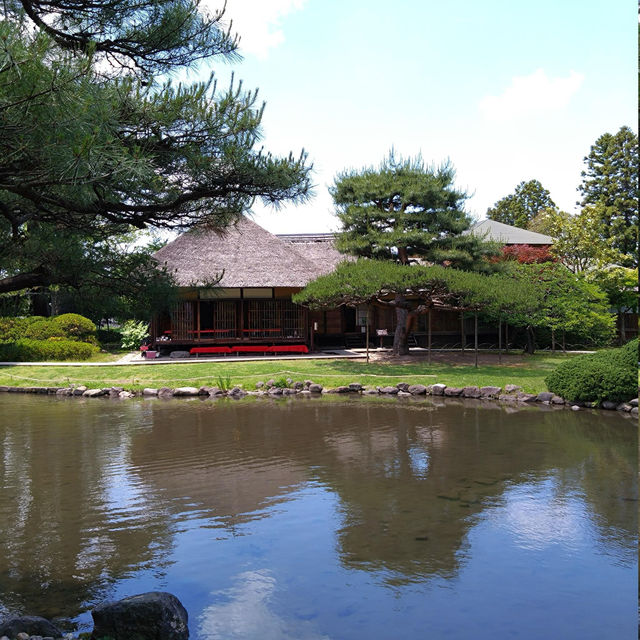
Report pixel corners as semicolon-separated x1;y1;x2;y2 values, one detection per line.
545;340;638;404
578;126;639;266
120;320;149;350
0;316;32;342
499;244;554;264
528;206;628;272
51;313;97;341
0;338;99;362
23;319;66;341
486;179;556;228
0;2;311;297
216;374;232;391
585;266;638;313
96;328;124;347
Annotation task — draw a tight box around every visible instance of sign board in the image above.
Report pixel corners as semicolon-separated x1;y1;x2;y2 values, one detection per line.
376;329;388;336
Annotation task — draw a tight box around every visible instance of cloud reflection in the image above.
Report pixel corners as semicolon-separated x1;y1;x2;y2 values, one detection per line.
199;570;330;640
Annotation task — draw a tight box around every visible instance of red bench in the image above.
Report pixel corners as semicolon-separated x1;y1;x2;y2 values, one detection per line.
231;345;270;355
190;346;232;357
268;345;309;354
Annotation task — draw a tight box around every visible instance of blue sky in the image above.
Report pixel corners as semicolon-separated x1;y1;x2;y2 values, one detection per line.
192;0;637;234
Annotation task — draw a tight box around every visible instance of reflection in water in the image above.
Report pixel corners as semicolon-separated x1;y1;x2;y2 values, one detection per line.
0;395;636;639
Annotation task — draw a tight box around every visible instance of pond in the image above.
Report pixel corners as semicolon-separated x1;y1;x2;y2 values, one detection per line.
0;394;636;639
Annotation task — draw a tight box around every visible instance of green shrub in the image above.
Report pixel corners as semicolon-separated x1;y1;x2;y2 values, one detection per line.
52;313;97;342
545;339;638;404
0;316;32;341
23;318;66;340
96;328;124;347
120;319;149;349
0;338;99;361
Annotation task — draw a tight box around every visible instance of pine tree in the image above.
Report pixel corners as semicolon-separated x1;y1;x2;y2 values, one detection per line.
578;126;639;266
486;180;556;229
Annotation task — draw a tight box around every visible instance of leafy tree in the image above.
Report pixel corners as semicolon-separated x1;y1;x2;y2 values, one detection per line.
0;2;312;300
499;244;554;264
486;179;556;228
528;206;626;273
578;126;639;266
332;151;500;354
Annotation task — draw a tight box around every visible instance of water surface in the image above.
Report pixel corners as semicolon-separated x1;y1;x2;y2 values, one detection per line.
0;394;636;639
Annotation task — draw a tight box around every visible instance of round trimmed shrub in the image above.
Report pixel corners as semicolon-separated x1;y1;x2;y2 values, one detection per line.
23;319;65;340
545;340;638;405
51;313;97;342
0;317;31;342
0;338;99;361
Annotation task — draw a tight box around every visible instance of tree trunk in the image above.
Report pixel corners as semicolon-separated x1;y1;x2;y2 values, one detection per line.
524;325;536;354
392;294;409;356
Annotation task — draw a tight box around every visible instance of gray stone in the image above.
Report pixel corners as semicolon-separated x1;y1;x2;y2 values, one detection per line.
282;388;297;395
379;386;399;394
173;387;200;396
397;390;412;397
72;385;87;396
118;390;134;399
363;388;379;395
228;386;245;396
208;387;224;396
536;391;554;402
293;381;304;390
157;387;174;398
268;387;283;395
601;400;618;410
255;381;264;389
327;386;350;394
629;398;638;407
16;634;29;640
443;387;463;397
396;382;410;392
109;386;124;397
308;383;323;393
142;388;158;396
516;393;538;403
91;591;189;640
431;383;446;396
348;382;363;392
408;384;427;395
83;388;106;397
169;351;190;359
504;384;522;393
550;395;565;405
462;386;481;398
304;380;314;386
0;617;62;639
630;407;638;417
570;405;581;411
480;386;501;398
0;635;8;640
286;378;293;385
56;388;72;396
299;390;311;395
616;403;632;412
266;379;276;387
498;394;517;402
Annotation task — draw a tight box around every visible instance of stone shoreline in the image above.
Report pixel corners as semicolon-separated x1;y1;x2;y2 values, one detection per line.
0;381;637;416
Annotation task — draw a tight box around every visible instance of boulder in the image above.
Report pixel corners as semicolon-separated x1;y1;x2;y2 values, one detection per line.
308;383;323;393
282;388;297;395
327;386;350;394
479;386;501;398
118;390;134;399
268;387;283;395
498;394;517;402
142;388;158;396
378;386;399;394
363;388;379;395
516;393;538;403
293;381;305;390
443;387;463;397
550;395;565;405
408;384;427;395
431;383;446;396
616;403;632;412
504;384;522;393
255;381;264;389
601;400;618;410
0;616;62;639
83;388;106;397
462;386;481;398
91;591;189;640
266;379;276;388
630;407;638;417
536;391;554;402
348;382;363;392
396;382;410;392
157;387;174;398
72;385;88;396
173;387;200;396
208;387;224;397
397;390;412;397
629;398;638;407
109;387;124;398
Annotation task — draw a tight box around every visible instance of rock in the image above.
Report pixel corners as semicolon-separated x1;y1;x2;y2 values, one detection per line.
601;400;618;410
408;384;427;395
142;388;158;396
443;387;463;397
268;387;283;395
208;387;224;396
16;634;29;640
308;383;323;393
536;391;554;402
629;398;638;407
157;387;174;398
266;379;275;388
397;390;412;397
255;381;264;389
169;351;190;359
348;382;363;392
286;378;293;385
293;381;304;390
462;386;481;398
91;591;189;640
83;388;106;397
396;382;410;392
431;383;446;396
118;391;134;399
109;386;124;397
378;386;399;394
72;385;88;396
550;395;565;405
173;387;200;396
363;388;379;395
328;386;350;394
571;405;581;411
516;393;538;403
304;380;314;387
56;388;72;396
616;403;632;412
282;388;297;395
630;407;638;417
504;384;522;393
480;386;501;398
299;390;311;395
498;394;517;402
0;617;63;639
228;386;245;396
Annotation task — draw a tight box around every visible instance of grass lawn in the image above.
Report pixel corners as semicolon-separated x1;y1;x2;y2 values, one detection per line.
0;351;573;393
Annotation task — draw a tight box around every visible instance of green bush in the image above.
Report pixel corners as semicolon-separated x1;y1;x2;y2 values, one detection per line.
96;328;123;347
0;316;31;341
0;338;99;361
24;319;66;340
120;319;149;349
52;313;97;342
545;339;638;404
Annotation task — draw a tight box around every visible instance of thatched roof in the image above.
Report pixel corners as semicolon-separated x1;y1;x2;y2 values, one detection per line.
463;219;554;245
154;216;345;288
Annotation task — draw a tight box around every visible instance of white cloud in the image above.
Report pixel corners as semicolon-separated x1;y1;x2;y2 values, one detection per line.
479;69;584;121
205;0;307;59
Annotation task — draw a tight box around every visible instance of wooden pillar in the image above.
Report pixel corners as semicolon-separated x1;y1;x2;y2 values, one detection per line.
498;316;502;365
505;322;509;353
365;305;370;364
428;309;432;365
474;312;478;368
239;299;244;341
460;312;465;352
551;327;556;354
196;299;201;343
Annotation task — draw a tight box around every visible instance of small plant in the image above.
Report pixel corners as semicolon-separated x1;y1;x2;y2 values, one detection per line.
120;320;149;350
273;376;290;388
216;374;232;391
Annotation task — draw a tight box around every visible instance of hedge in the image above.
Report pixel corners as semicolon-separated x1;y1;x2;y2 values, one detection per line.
0;339;99;362
545;339;638;405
